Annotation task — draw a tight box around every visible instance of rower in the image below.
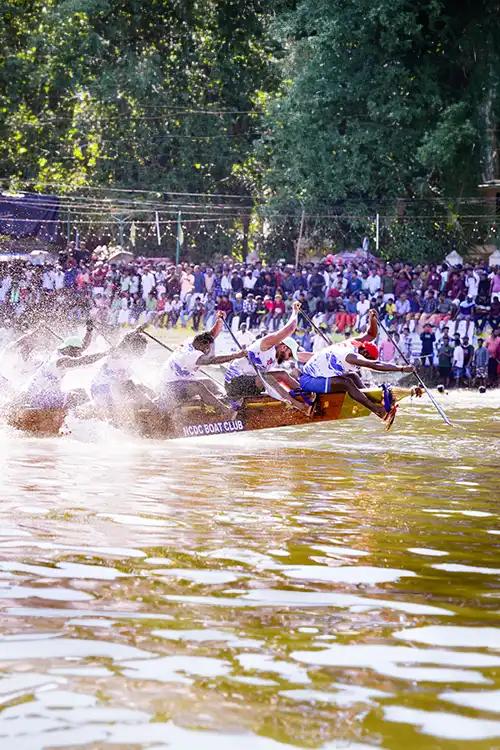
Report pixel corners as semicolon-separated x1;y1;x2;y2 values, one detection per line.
157;311;246;418
90;326;153;409
298;310;415;420
224;301;303;400
9;332;109;411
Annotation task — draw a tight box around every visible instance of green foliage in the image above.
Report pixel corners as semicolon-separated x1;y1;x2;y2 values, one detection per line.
381;216;468;265
0;0;498;260
0;0;274;197
256;0;500;254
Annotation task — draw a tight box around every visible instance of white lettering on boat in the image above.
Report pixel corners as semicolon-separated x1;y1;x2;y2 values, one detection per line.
182;420;244;438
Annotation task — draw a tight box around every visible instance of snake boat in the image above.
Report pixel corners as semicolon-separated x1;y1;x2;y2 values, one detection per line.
4;386;416;438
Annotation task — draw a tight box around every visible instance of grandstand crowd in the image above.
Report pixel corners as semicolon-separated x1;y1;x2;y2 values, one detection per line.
1;244;499;388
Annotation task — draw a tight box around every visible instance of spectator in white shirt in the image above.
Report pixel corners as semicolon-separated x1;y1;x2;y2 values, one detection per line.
243;272;256;293
366;269;382;296
53;267;65;291
356;293;370;331
141;268;156;300
464;268;479;300
42;268;55;291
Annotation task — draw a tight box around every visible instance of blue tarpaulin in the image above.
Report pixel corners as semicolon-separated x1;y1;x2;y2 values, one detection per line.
0;192;60;242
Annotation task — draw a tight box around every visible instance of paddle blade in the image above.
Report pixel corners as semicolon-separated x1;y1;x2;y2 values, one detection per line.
423;385;453;426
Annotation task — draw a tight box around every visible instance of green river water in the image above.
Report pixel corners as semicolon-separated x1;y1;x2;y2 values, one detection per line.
0;389;498;750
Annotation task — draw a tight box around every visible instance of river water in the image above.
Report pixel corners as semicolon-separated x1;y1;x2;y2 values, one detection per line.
0;389;499;750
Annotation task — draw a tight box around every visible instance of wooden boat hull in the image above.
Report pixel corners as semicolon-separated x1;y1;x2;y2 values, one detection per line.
4;387;413;439
5;407;67;435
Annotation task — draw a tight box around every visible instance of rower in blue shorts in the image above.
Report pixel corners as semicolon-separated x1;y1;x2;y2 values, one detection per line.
298;310;414;421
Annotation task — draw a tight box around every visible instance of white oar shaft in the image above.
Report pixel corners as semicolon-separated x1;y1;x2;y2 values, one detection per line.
378;317;452;426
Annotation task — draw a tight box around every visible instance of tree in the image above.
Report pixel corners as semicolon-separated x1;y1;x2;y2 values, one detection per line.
0;1;274;192
256;0;500;258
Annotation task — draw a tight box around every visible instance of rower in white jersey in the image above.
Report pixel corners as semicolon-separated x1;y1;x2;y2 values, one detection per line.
9;324;108;410
298;310;415;421
0;318;95;389
158;311;246;418
224;301;303;400
0;321;52;392
90;326;153;409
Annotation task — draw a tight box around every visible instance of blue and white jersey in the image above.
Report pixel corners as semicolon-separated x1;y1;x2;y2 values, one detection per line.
23;355;64;407
160;340;203;385
303;341;357;378
92;353;132;390
225;341;277;383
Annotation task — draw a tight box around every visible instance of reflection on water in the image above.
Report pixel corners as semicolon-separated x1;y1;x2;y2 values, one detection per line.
0;390;499;749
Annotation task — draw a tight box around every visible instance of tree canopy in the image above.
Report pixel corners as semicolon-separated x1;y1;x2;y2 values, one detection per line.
0;0;498;260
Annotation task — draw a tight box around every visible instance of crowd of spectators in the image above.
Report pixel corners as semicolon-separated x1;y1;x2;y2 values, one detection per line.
0;245;499;388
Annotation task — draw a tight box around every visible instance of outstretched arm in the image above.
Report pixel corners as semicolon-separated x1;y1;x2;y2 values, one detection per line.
259;302;301;351
57;350;110;370
198;350;246;366
345;353;414;373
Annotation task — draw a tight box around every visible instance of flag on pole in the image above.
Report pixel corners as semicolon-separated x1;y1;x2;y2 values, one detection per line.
74;227;80;252
175;210;183;264
155;211;161;246
130;220;136;247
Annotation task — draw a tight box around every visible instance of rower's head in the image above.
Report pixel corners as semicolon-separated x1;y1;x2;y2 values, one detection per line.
58;336;83;357
276;336;299;364
353;340;379;360
193;332;214;355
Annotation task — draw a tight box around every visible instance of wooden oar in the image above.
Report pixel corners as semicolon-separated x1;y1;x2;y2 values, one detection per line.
141;328;224;389
377;316;453;427
221;318;310;415
40;322;63;342
300;309;331;345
